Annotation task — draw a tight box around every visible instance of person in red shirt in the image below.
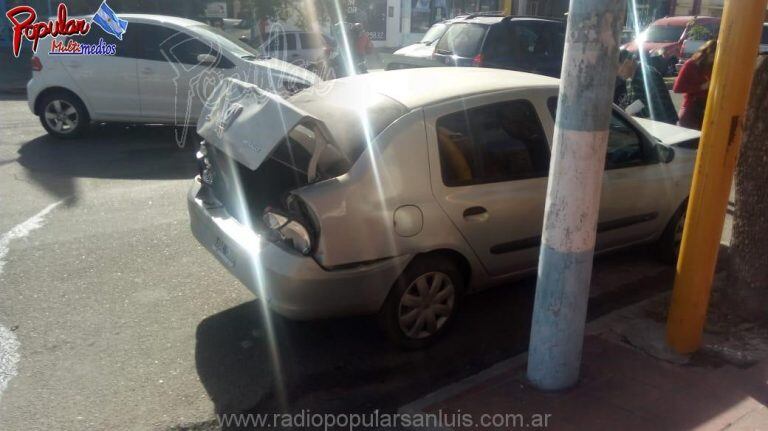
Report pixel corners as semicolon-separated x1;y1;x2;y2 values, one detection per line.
673;40;717;130
353;23;373;73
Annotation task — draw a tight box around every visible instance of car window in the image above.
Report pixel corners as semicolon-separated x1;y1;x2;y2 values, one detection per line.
421;22;448;44
482;25;514;62
509;22;564;60
606;114;645;169
436;100;550;186
299;33;324;49
435;23;487;57
762;25;768;44
134;23;232;68
267;33;297;51
67;24;139;58
547;96;647;170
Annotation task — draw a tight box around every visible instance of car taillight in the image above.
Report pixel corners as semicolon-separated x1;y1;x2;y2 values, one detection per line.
263;208;313;255
196;141;214;185
31;56;42;71
472;53;484;67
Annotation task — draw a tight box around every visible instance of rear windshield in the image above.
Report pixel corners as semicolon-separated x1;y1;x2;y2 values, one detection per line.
645;25;684;43
435;23;487;57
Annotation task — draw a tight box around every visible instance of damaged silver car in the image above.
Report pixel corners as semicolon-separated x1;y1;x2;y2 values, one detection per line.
188;68;699;348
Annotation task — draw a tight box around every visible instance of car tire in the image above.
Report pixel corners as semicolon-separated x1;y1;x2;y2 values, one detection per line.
378;255;464;349
38;91;90;139
657;200;688;265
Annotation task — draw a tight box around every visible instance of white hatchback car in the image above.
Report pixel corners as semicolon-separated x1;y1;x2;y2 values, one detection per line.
27;14;318;138
189;68;699;348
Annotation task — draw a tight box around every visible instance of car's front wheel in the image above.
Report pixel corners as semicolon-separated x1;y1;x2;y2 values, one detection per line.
379;255;463;349
38;92;89;139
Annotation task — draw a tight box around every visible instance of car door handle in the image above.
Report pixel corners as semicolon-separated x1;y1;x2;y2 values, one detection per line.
463;206;488;221
141;67;153;75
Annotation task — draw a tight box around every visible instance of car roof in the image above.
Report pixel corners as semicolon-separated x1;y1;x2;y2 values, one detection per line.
458;15;563;25
118;14;207;27
319;68;559;110
651;15;719;26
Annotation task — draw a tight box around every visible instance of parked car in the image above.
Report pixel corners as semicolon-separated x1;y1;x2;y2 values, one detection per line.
188;67;699;348
386;18;460;70
27;14;319;139
256;30;336;66
760;23;768;55
431;16;565;77
623;16;720;76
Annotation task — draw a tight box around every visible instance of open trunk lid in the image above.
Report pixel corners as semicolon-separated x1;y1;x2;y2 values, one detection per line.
197;78;347;180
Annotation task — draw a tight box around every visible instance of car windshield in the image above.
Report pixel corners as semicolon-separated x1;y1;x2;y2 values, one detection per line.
644;24;685;43
435;23;487;57
420;23;448;44
188;24;260;59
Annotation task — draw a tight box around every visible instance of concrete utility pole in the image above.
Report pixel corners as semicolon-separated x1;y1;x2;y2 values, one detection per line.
527;0;625;391
666;0;768;354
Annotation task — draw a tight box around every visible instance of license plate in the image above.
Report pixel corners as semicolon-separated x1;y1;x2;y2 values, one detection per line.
214;237;236;267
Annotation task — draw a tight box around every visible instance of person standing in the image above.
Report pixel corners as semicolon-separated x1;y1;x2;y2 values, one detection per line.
673;40;717;130
614;49;679;125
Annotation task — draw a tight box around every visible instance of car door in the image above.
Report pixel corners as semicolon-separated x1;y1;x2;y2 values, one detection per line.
426;91;553;276
58;24;140;120
135;23;236;124
545;97;675;250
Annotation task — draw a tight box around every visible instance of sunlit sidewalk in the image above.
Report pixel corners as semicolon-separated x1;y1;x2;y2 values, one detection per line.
401;302;768;431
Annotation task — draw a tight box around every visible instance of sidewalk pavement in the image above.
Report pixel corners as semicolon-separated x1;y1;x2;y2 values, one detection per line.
401;296;768;431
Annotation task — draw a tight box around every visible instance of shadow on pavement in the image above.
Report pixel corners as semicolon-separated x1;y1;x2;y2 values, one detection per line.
17;124;198;202
194;246;674;424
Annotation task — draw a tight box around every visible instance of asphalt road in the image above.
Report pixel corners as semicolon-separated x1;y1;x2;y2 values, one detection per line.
0;95;678;430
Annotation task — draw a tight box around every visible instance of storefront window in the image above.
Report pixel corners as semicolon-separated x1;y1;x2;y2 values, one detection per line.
410;0;499;34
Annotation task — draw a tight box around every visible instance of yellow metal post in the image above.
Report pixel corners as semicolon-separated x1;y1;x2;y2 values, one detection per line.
666;0;768;354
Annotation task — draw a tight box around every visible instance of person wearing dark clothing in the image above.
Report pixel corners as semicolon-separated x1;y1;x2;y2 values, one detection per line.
615;49;679;125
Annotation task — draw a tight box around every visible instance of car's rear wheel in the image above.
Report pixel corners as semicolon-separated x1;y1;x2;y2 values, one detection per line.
379;255;463;349
658;200;688;264
38;92;89;139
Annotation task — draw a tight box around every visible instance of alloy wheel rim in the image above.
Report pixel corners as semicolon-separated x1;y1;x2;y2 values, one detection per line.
398;271;455;339
44;100;78;133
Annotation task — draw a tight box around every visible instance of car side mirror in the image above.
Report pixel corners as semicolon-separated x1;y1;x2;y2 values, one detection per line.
658;145;675;163
197;53;218;65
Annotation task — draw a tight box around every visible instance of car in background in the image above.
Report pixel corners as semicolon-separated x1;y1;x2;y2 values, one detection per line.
27;14;318;139
257;30;336;66
431;16;565;77
189;68;698;347
760;23;768;55
386;18;460;70
623;16;720;76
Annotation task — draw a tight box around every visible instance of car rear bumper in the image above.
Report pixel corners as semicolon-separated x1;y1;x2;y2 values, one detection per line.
187;181;410;320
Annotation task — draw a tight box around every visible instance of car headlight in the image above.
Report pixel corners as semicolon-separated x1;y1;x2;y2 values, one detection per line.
263;209;313;255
